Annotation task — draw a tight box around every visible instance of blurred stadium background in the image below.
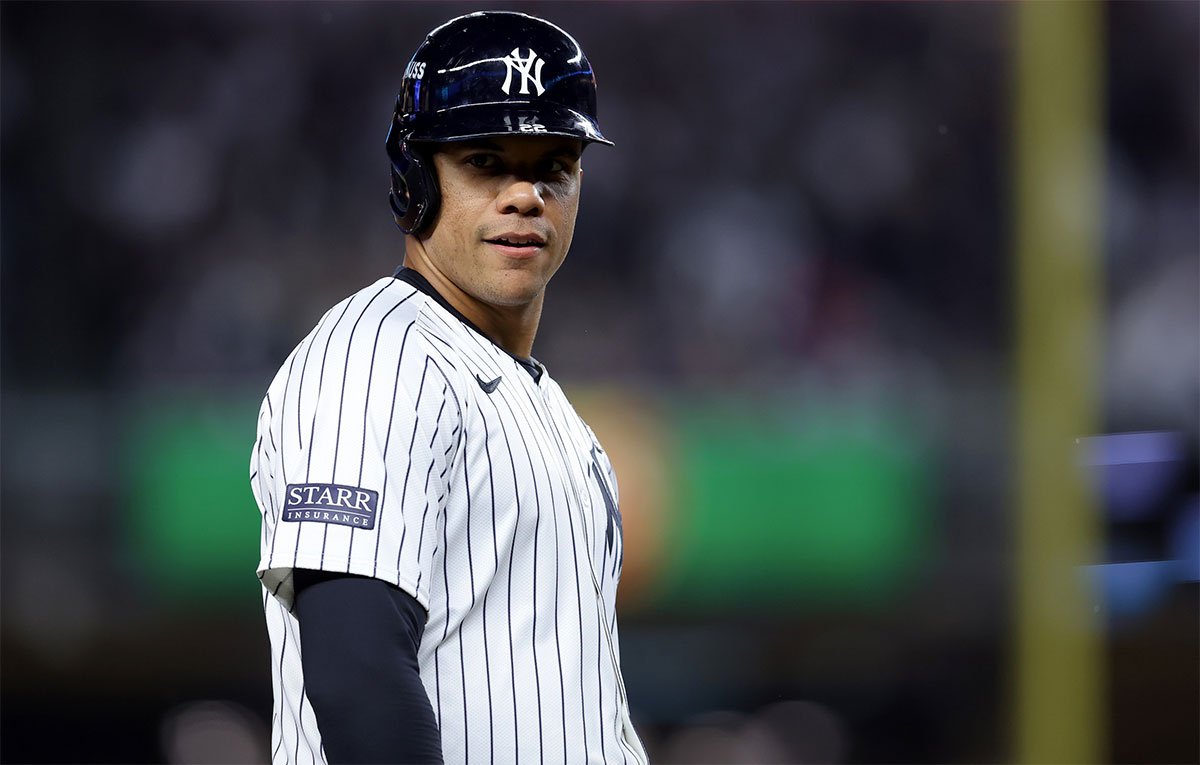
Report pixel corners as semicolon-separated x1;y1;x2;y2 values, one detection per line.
1;2;1196;763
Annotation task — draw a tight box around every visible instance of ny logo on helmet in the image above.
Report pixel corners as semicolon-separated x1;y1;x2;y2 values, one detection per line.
501;48;546;96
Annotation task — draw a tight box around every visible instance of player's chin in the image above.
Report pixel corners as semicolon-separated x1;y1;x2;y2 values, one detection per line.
483;269;551;307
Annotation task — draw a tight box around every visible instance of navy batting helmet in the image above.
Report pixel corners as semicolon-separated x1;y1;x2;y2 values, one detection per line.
386;11;612;235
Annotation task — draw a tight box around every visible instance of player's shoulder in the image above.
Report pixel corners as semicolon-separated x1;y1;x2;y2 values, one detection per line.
329;277;470;377
334;275;475;350
265;277;432;385
340;277;476;392
292;276;427;353
261;275;469;415
340;275;426;335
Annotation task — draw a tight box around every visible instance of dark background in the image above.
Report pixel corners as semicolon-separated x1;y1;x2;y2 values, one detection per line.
2;2;1197;763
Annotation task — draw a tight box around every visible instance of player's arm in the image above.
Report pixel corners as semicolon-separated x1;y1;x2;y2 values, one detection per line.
293;568;443;764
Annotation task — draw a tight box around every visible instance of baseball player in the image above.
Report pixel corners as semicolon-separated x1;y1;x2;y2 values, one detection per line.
250;11;648;764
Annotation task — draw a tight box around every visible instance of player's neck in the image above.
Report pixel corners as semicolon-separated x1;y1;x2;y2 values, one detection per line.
461;296;542;360
402;257;542;359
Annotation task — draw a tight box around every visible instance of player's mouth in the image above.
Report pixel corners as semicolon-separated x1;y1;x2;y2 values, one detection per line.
484;232;546;258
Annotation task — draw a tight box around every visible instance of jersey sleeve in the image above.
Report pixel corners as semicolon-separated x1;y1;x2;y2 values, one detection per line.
253;292;463;613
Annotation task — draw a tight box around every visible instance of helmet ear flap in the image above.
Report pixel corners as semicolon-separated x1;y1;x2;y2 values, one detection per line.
386;115;440;236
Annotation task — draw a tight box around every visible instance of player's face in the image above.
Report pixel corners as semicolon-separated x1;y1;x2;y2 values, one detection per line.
421;135;583;309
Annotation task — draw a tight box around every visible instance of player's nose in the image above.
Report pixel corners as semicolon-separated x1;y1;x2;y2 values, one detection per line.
496;179;544;217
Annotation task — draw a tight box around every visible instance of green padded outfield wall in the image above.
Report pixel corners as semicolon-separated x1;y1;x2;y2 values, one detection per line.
122;392;934;610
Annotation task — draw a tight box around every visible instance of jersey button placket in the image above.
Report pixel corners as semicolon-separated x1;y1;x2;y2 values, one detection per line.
533;384;645;763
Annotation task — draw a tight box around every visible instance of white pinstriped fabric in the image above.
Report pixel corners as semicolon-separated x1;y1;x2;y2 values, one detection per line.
250;276;647;765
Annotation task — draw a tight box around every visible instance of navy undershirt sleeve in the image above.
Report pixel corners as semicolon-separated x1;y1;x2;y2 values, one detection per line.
293;569;444;764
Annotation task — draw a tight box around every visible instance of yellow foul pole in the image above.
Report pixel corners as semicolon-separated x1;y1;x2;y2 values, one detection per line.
1012;2;1106;763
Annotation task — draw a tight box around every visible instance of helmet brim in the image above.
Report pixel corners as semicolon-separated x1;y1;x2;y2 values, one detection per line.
406;102;613;146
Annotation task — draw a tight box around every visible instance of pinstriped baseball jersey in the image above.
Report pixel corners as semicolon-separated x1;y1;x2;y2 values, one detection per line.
250;274;648;765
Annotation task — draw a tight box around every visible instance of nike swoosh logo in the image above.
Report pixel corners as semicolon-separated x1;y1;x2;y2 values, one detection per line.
475;374;502;394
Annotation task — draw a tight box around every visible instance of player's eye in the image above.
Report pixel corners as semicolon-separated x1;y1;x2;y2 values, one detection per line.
466;154;499;169
538;158;571;177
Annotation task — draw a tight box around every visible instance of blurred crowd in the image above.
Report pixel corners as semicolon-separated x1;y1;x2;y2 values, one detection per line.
3;3;1196;415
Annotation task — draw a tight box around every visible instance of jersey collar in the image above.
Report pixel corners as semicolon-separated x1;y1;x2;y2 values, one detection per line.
392;266;543;382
